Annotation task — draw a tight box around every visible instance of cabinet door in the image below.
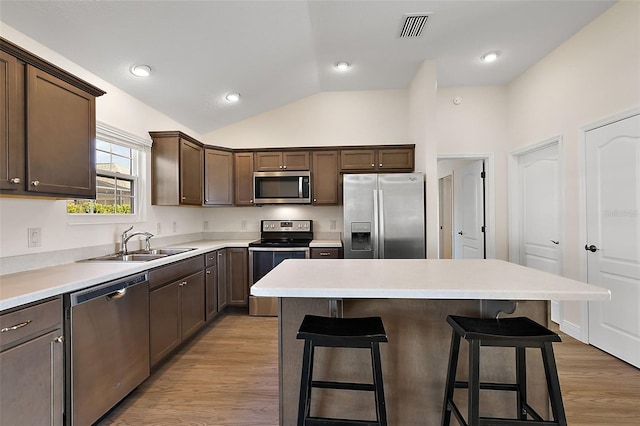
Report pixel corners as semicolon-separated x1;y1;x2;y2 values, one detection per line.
227;248;249;306
340;149;377;171
378;148;414;170
312;151;339;205
0;51;24;191
217;249;228;310
234;152;254;205
179;138;203;205
283;151;310;170
26;65;96;198
180;271;205;340
204;149;233;205
254;152;283;171
150;281;181;367
0;329;63;426
205;263;218;321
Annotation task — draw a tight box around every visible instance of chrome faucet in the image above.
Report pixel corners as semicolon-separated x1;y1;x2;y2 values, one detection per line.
121;226;154;254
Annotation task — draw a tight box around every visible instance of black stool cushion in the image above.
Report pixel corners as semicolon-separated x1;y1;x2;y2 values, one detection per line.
297;315;388;343
447;315;561;343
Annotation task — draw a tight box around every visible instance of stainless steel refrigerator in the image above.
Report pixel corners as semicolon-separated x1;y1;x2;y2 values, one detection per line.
343;172;425;259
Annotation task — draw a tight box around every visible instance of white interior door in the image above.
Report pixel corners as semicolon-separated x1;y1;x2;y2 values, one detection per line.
586;113;640;368
517;144;563;322
439;175;453;259
454;160;485;259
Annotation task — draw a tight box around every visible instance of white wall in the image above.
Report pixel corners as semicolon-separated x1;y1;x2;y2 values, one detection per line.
0;24;205;263
506;1;640;337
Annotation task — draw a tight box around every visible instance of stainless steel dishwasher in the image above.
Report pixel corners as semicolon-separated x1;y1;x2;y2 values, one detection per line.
64;272;149;426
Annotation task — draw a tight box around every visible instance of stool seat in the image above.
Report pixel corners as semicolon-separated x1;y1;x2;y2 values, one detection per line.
297;315;388;426
446;315;561;343
442;315;567;426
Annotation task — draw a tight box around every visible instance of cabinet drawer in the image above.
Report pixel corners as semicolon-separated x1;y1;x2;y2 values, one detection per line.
149;255;205;290
0;298;61;349
310;248;341;259
205;250;218;267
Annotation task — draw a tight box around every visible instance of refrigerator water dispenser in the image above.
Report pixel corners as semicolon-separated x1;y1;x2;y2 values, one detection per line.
350;222;372;251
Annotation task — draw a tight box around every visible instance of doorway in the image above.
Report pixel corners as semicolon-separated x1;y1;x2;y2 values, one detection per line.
509;138;563;323
583;111;640;368
437;155;494;259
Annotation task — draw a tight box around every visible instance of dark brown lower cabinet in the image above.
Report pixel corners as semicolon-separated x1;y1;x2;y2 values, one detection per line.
0;298;63;426
227;248;249;307
205;251;219;321
149;257;205;368
217;250;228;311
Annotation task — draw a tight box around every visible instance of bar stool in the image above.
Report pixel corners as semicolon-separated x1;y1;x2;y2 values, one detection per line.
296;314;388;426
441;315;567;426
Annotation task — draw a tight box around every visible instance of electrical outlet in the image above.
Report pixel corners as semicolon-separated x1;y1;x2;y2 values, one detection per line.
28;227;41;248
240;220;247;230
156;223;161;235
203;221;209;231
172;221;177;233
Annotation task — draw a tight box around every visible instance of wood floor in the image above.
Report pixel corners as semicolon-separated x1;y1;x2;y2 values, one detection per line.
99;311;639;425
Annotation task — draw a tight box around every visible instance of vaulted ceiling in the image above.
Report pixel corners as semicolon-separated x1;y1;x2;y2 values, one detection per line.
0;1;615;134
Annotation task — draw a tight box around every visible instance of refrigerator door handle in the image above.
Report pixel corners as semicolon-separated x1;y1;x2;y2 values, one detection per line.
378;189;385;259
373;189;379;259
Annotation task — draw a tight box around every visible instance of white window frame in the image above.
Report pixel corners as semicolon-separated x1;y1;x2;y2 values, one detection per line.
67;121;151;225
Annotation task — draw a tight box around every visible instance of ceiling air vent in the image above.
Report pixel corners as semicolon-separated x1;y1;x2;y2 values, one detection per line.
399;14;429;38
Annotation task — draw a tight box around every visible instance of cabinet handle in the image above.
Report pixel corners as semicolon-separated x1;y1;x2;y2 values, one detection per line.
31;180;40;187
279;165;283;169
320;252;331;256
182;196;186;200
283;165;287;169
179;281;187;287
371;164;374;167
313;198;317;202
53;335;64;343
1;320;32;333
10;177;21;184
206;270;211;275
379;163;383;167
218;253;223;257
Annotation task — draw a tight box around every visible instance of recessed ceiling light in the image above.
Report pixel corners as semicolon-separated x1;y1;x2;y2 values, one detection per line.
130;64;151;77
225;93;240;102
334;61;351;71
480;51;501;63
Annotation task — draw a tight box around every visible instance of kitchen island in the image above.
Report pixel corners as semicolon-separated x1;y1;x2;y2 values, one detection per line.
250;259;610;425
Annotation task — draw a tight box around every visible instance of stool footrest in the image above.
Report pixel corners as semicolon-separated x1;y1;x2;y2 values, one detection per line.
454;380;520;392
306;416;382;426
522;402;544;422
312;380;376;392
478;418;560;425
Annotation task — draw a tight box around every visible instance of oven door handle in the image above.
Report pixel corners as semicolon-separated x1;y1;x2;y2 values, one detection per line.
248;247;310;252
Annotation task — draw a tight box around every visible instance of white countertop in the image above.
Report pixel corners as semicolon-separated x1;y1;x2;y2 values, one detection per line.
0;240;252;311
250;259;610;301
308;239;342;248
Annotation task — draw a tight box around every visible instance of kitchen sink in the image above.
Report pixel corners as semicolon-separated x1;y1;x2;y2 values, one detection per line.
130;248;196;255
81;248;196;262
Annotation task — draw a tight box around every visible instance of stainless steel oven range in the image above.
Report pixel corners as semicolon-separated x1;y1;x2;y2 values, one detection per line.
249;219;313;316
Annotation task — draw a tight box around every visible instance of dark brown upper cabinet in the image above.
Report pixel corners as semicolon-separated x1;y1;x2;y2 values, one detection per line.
254;151;310;171
311;150;339;205
0;38;105;199
150;131;203;206
340;146;414;172
234;152;254;206
204;148;233;206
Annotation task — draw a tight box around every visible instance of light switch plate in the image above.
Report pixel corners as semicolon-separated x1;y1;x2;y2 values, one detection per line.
28;227;41;248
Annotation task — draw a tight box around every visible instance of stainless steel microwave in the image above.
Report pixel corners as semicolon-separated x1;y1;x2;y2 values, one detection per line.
253;171;311;204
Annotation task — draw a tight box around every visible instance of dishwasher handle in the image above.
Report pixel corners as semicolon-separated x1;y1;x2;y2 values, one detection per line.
69;272;148;306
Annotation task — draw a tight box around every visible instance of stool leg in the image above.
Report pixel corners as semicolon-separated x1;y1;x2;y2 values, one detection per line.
371;341;388;426
297;339;315;426
541;342;567;426
441;330;461;426
516;347;527;420
468;339;480;426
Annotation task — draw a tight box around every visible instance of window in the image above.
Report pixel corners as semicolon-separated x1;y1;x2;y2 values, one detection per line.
67;122;150;223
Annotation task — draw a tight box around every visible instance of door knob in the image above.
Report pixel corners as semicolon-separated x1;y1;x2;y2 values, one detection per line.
457;231;463;235
551;240;559;245
584;244;599;252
